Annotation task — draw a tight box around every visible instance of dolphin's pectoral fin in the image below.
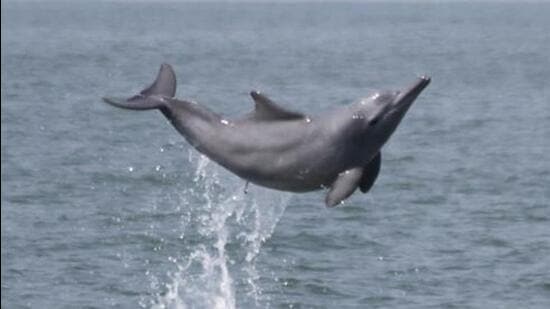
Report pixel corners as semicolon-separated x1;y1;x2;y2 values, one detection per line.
249;91;305;121
325;167;364;207
325;153;381;207
359;152;381;194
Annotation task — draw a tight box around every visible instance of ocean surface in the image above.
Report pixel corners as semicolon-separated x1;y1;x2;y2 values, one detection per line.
2;1;550;308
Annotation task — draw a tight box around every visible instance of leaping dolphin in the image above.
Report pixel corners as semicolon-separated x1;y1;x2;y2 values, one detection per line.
103;64;430;207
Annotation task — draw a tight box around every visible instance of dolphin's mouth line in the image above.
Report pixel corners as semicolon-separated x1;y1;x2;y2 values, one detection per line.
393;76;431;108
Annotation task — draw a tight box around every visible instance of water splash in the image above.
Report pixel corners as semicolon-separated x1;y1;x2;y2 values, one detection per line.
150;154;290;309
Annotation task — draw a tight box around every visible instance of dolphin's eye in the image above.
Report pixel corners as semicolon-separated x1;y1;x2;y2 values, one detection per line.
369;117;380;126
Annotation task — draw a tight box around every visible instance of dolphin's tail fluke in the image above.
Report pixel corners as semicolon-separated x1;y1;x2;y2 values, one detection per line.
102;63;176;110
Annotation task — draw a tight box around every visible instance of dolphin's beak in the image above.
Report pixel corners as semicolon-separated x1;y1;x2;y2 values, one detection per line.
393;76;431;109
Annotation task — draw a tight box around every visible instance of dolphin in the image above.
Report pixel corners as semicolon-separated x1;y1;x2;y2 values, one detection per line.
103;64;430;207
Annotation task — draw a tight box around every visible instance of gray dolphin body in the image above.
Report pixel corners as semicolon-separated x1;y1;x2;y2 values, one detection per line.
103;64;430;207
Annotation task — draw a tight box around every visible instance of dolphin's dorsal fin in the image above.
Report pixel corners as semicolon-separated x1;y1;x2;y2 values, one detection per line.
249;91;305;121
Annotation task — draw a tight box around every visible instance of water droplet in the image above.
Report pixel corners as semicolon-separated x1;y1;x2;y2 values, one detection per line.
155;165;161;172
305;117;312;123
128;166;134;172
220;119;229;125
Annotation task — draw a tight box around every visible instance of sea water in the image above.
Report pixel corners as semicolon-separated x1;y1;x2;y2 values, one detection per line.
2;1;550;308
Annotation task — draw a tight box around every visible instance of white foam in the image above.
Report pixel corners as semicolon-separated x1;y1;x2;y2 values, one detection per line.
150;153;290;308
